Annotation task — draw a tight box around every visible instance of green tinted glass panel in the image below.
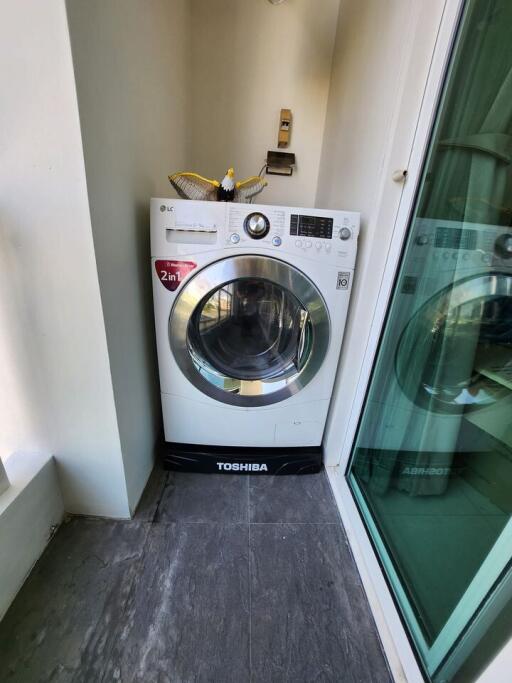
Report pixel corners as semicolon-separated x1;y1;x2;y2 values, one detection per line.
348;0;512;678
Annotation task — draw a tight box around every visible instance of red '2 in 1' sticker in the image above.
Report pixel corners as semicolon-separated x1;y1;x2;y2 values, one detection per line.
155;260;197;291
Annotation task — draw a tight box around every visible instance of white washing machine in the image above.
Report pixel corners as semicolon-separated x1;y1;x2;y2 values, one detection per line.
151;198;359;473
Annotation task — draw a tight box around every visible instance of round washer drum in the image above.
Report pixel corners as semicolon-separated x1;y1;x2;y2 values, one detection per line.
169;255;331;407
395;271;512;414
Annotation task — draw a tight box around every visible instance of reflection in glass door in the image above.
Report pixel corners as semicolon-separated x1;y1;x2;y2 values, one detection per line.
348;1;512;679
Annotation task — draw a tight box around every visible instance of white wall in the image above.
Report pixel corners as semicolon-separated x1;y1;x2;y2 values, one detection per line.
65;0;191;512
318;0;447;465
0;0;130;517
190;0;340;207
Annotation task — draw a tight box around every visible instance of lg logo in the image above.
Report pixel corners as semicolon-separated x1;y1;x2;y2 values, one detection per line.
160;205;174;213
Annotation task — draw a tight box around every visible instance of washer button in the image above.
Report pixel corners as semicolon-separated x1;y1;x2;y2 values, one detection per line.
272;236;282;247
295;239;302;248
230;233;240;244
305;240;312;248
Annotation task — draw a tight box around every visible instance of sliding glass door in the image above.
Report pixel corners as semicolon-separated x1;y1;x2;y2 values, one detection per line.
348;0;512;679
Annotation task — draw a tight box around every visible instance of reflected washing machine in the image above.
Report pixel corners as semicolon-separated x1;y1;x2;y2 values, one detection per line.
360;217;512;459
151;198;359;473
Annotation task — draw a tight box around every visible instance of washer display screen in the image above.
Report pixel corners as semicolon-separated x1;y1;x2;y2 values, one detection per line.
290;214;333;239
435;226;477;250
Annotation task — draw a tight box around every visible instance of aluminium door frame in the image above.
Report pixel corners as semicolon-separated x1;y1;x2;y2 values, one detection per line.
327;0;466;682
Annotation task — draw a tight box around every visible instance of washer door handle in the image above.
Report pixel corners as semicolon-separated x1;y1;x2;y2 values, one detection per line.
294;309;309;372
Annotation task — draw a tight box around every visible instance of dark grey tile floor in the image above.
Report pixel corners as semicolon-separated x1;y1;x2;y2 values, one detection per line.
0;466;392;683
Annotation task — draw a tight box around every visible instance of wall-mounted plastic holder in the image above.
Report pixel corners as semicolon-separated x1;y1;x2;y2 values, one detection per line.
265;151;295;176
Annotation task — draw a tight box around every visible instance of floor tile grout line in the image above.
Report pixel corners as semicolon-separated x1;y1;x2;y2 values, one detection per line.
133;521;342;526
247;476;252;681
248;520;252;682
248;521;342;525
247;475;250;524
119;520;249;527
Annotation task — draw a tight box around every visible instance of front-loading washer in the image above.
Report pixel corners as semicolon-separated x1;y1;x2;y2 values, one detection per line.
151;198;359;473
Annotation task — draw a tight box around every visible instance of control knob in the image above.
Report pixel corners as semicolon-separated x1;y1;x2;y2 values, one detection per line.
244;212;270;240
339;227;352;240
495;234;512;259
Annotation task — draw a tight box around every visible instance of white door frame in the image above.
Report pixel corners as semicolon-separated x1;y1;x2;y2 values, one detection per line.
333;0;464;475
326;0;466;680
323;0;451;468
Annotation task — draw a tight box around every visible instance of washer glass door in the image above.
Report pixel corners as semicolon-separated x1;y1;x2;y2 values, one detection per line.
189;279;310;381
169;255;330;406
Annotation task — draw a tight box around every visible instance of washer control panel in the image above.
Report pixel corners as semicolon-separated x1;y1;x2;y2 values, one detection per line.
226;203;359;263
150;198;360;267
411;218;512;271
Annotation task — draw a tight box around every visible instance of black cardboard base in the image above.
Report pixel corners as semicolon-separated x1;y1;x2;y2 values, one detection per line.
162;442;322;475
